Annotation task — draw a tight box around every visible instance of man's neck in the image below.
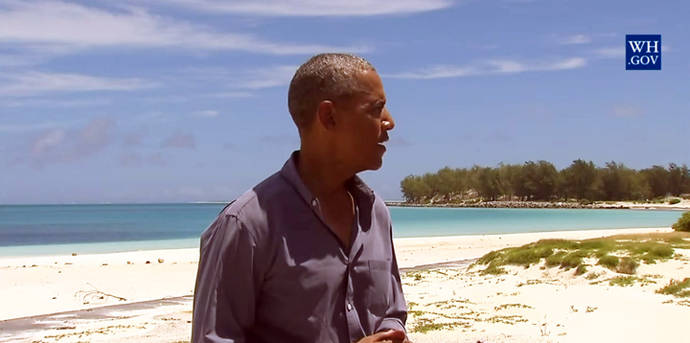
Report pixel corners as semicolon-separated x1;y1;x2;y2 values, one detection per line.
296;148;353;198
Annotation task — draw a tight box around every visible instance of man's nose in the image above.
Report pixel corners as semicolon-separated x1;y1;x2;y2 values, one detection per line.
382;108;395;130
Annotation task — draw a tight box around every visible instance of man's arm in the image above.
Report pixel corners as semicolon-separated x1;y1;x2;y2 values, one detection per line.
376;226;408;334
192;214;260;343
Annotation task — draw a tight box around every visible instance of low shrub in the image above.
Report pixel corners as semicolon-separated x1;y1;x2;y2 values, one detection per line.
504;247;553;267
560;251;586;270
616;257;639;274
481;263;506;275
635;243;675;263
575;264;588;276
647;246;674;259
669;198;681;205
580;239;614;251
672;211;690;232
545;251;566;267
598;255;619;269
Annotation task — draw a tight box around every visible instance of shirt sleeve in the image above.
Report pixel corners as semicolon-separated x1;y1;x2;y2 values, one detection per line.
376;225;408;334
191;214;261;343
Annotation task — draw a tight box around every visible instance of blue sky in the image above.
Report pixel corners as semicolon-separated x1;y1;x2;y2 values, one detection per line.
1;0;687;204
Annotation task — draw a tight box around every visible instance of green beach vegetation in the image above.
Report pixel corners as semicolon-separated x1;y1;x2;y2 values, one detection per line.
656;278;690;297
473;232;690;276
400;160;690;203
672;211;690;232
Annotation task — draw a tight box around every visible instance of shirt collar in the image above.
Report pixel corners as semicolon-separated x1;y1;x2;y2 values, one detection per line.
279;151;375;210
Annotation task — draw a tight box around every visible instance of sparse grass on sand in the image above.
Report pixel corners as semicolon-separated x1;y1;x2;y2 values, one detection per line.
473;232;690;276
656;278;690;297
609;276;638;287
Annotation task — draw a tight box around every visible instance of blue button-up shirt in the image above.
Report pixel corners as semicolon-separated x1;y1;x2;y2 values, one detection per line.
192;151;407;343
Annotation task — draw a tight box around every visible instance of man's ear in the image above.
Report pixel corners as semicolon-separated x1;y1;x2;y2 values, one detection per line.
316;100;337;130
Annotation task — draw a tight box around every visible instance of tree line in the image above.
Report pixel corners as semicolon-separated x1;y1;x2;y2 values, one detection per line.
400;160;690;203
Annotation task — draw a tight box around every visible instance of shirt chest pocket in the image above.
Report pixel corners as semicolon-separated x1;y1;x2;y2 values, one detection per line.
365;259;391;315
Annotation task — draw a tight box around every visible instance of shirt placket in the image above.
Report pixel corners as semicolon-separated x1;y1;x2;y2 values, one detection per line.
311;196;366;342
344;204;365;342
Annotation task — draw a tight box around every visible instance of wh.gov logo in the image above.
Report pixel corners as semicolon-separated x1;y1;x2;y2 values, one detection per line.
626;34;661;70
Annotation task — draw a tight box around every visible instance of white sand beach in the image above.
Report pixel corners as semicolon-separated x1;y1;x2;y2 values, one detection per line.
603;199;690;210
1;227;688;342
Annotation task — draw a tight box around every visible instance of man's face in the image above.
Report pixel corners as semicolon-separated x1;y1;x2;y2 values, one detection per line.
333;70;395;173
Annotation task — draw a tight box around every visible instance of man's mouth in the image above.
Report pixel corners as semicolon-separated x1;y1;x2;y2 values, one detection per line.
377;134;389;151
378;135;389;149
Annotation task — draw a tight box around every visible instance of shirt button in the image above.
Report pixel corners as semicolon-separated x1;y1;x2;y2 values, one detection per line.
347;303;352;311
311;199;317;207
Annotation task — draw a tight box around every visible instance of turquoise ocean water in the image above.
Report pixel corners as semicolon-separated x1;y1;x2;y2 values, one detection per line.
0;204;683;257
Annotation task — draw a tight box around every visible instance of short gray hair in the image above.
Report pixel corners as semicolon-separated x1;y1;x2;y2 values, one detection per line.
288;53;375;129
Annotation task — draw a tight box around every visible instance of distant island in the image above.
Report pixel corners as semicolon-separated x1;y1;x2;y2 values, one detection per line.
395;160;690;209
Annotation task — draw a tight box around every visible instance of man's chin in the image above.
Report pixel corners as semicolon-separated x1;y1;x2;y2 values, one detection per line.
367;158;384;171
353;160;383;174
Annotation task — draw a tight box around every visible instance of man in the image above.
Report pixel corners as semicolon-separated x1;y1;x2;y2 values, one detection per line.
192;53;408;343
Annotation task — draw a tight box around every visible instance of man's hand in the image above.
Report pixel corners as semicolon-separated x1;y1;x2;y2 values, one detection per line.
356;329;411;343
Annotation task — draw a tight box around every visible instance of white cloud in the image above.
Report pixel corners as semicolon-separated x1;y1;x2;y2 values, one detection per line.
156;0;453;16
193;110;220;117
127;64;292;101
238;65;297;89
31;129;65;154
0;1;368;55
547;57;587;70
0;71;155;96
386;57;586;79
182;65;296;90
386;65;473;79
594;47;623;58
14;117;117;167
595;45;670;59
562;34;591;45
486;60;527;73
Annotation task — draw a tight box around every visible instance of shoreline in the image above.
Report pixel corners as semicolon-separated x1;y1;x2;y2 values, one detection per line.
0;227;672;267
0;225;673;260
386;199;690;210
